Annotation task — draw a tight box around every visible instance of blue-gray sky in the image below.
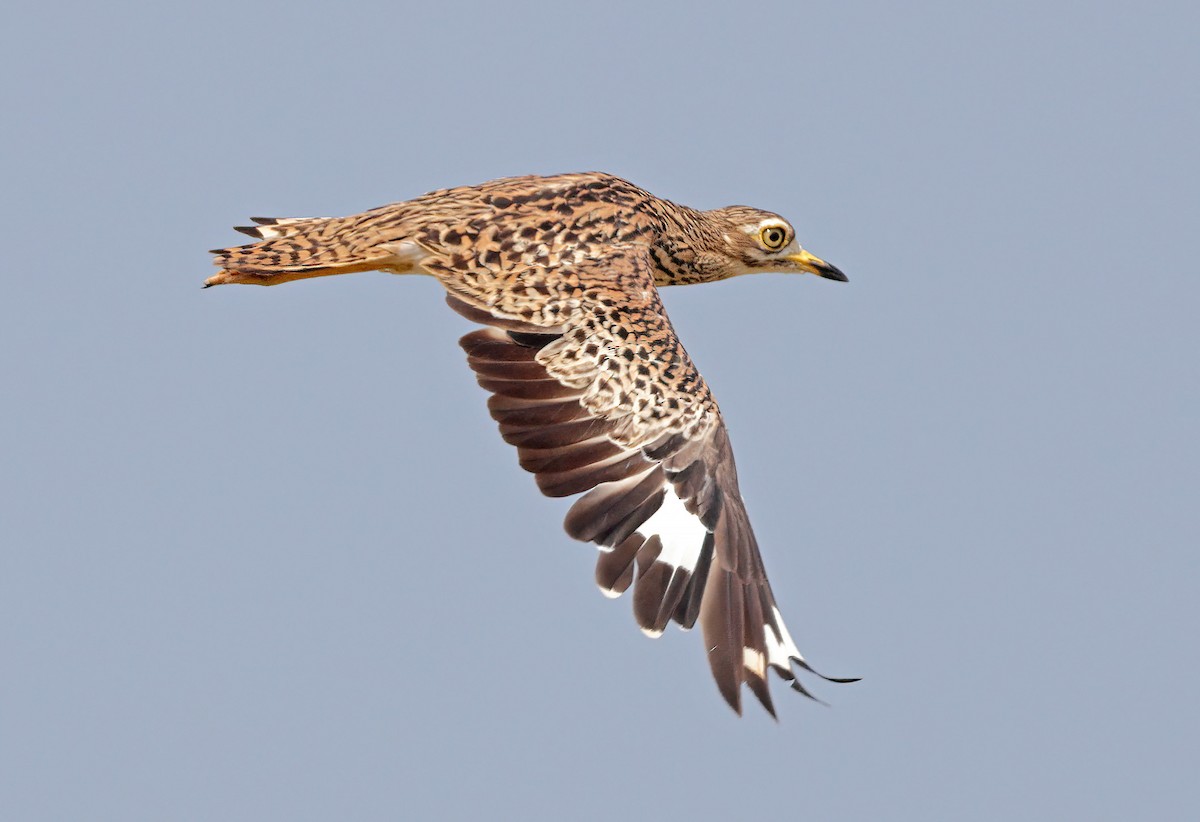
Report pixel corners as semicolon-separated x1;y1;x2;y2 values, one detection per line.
2;2;1197;819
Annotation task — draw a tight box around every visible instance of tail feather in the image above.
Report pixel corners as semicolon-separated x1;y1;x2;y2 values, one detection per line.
207;214;398;287
234;216;331;240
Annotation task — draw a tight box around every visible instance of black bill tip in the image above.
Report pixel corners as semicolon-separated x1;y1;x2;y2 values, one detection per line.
816;261;849;282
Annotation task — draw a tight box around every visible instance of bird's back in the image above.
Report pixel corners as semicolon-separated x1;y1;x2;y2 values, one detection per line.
207;172;670;288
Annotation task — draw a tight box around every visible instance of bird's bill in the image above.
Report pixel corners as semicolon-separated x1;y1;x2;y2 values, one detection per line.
787;249;848;282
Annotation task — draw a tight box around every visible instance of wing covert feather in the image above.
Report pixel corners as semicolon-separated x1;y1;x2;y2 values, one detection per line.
450;248;853;714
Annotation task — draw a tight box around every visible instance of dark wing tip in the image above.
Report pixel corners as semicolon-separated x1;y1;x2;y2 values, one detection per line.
795;659;861;684
789;678;831;707
746;675;778;719
717;679;743;716
234;225;264;238
707;641;745;716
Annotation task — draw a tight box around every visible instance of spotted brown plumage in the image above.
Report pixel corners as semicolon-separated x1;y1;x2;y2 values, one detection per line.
207;172;856;716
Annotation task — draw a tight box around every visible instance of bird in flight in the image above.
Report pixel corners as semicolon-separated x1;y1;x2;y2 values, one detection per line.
207;172;857;716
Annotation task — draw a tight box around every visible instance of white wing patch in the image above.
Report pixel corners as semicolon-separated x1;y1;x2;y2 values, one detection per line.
763;605;807;671
743;646;767;679
636;485;709;638
641;484;707;574
588;482;711;630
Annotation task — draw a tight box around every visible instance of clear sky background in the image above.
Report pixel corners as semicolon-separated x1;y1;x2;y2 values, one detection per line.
2;2;1197;820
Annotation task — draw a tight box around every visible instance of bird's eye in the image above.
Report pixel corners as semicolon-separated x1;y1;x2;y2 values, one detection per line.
759;225;788;250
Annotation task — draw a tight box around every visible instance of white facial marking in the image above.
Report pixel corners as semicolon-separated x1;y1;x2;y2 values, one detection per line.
641;485;707;574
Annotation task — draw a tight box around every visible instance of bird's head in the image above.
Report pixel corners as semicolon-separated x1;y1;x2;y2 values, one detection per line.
702;206;848;282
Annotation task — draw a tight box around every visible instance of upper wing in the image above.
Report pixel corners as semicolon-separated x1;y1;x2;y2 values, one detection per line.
447;247;854;715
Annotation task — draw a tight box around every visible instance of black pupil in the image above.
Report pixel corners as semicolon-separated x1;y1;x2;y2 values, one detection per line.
766;229;782;246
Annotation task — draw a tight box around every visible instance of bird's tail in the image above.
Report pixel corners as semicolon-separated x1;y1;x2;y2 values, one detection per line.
205;215;396;287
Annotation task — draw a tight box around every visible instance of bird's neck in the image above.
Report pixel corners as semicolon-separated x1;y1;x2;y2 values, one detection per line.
650;206;734;286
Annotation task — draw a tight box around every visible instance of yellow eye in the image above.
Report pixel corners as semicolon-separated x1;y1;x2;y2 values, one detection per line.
759;225;788;250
